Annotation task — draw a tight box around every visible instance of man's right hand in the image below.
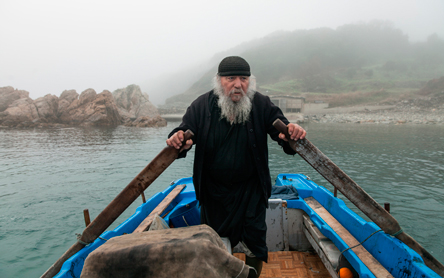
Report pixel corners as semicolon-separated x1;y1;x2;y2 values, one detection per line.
166;130;193;151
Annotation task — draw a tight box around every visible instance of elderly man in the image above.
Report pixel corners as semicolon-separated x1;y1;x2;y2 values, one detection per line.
167;56;306;277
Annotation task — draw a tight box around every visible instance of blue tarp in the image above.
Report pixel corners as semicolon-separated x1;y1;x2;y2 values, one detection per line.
270;185;299;200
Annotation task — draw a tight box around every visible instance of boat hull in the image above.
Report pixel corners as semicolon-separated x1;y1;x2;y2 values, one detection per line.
53;174;441;278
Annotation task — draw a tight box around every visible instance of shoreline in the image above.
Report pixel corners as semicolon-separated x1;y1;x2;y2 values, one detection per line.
285;105;444;125
2;106;444;128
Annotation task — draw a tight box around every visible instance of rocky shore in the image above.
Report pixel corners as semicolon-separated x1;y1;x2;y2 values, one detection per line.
0;85;167;128
305;108;444;125
295;77;444;125
285;95;444;125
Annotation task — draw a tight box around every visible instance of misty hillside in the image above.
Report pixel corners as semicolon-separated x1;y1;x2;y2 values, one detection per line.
163;21;444;109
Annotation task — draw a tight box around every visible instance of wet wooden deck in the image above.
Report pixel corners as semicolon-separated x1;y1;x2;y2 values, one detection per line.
234;251;331;278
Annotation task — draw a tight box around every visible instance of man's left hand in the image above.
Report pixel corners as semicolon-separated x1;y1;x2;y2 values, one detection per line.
278;123;306;141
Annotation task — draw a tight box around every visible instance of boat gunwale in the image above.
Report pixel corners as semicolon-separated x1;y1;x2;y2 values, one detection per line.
277;173;440;278
54;174;441;278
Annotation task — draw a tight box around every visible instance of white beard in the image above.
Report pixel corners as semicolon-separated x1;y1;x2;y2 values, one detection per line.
213;75;256;125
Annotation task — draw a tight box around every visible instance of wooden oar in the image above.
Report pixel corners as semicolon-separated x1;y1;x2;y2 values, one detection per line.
133;184;186;233
40;130;194;278
273;119;444;276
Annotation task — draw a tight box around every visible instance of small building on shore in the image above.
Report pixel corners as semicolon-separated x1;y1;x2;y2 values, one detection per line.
270;95;305;113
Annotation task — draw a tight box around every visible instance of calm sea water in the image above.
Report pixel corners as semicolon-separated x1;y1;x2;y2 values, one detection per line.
0;122;443;277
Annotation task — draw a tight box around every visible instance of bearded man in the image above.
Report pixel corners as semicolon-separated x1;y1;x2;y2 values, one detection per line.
167;56;306;277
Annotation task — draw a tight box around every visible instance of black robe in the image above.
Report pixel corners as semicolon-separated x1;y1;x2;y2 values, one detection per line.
201;102;267;260
169;90;296;262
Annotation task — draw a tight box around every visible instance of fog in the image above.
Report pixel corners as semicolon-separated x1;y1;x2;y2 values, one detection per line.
1;0;443;105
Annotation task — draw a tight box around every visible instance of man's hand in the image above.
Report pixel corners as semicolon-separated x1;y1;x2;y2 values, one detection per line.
278;123;306;141
166;130;193;151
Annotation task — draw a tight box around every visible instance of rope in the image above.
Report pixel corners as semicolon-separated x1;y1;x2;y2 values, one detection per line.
76;233;90;246
234;263;246;278
391;228;403;237
182;216;190;226
336;229;383;271
76;233;108;245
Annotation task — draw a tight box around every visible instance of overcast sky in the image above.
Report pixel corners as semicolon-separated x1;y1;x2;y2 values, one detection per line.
1;0;443;104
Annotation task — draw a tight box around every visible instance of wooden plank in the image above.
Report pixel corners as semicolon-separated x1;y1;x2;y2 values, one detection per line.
235;251;330;278
305;197;393;278
133;184;186;233
303;225;339;278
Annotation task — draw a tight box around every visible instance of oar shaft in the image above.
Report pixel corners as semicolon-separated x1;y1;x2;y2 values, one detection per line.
273;119;444;276
274;119;400;233
396;232;444;276
80;144;183;243
41;130;194;278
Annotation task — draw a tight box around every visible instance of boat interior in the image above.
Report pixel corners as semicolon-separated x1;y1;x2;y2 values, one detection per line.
54;174;441;278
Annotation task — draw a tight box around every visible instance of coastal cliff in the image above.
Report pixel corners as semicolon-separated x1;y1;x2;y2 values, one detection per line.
0;85;166;128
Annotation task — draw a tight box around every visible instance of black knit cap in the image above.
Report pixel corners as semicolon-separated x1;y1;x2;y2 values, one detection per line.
218;56;251;76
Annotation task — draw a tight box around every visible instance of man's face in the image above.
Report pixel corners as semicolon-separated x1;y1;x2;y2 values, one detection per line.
220;76;250;102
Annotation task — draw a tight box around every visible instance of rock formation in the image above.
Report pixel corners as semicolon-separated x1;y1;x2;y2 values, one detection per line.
57;90;79;119
0;87;39;127
0;86;29;112
0;96;39;127
58;89;121;126
0;85;165;128
112;84;166;127
124;116;167;127
34;94;59;122
112;84;163;124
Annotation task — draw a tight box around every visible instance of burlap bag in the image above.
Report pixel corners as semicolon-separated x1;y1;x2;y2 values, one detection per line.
81;225;249;278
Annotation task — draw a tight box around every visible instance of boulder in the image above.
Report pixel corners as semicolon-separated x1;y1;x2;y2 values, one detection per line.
34;94;59;122
0;96;39;127
58;89;121;127
113;85;160;123
124;115;167;127
0;86;29;112
59;89;96;125
58;90;80;122
58;90;79;116
82;90;121;127
79;88;98;106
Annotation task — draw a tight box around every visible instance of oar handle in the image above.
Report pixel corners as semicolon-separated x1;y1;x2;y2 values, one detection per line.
273;119;302;151
180;130;194;150
273;118;291;139
183;129;194;141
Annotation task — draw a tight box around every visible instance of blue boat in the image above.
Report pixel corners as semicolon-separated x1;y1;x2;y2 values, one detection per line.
52;173;442;278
